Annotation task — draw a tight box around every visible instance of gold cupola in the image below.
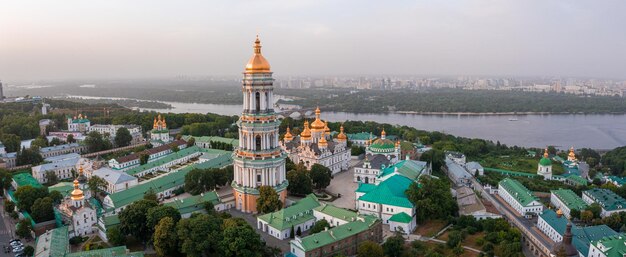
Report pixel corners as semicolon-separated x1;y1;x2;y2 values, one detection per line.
381;129;387;139
324;121;331;136
70;179;84;201
310;107;325;131
568;147;576;159
395;140;401;148
301;120;312;140
153;117;158;129
544;148;549;158
319;135;328;148
245;36;271;73
337;124;347;142
284;127;294;142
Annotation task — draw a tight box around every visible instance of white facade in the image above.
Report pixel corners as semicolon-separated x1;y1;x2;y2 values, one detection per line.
92;168;138;193
356;199;415;228
582;190;626;218
537;214;563;242
32;158;81;183
497;183;544;216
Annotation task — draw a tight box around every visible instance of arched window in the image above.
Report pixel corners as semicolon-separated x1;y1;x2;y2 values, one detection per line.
256;135;262;151
255;92;260;112
265;92;269;110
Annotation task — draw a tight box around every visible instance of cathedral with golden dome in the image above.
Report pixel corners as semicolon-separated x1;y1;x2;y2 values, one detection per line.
58;165;97;237
281;107;350;174
150;114;170;145
365;129;402;163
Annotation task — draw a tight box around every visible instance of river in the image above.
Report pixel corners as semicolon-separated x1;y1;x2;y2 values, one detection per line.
64;95;626;150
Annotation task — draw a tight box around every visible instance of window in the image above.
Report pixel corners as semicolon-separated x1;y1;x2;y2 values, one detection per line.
255;92;260;112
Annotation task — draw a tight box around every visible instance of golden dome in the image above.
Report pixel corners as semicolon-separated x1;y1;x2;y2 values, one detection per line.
301;121;312;139
556;208;563;216
337;125;347;141
395;140;401;147
244;36;271;73
381;129;386;137
284;127;293;141
543;148;549;158
568;147;576;158
153;117;158;129
324;121;331;135
311;107;325;131
70;179;84;201
319;136;328;147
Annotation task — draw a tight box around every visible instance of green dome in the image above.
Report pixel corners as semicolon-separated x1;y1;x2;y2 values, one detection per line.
539;157;552;166
369;138;396;151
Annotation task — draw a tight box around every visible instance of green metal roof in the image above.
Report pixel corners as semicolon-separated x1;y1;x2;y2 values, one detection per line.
164;191;220;215
346;132;374;141
607;176;626;186
369;138;395;150
566;175;588;186
295;215;379;252
64;246;144;257
49;182;74;197
388;212;412;223
124;145;206;176
591;235;626;257
108;153;232;209
483;167;536;178
539;157;552;166
378;160;427;181
257;194;321;231
357;175;413;208
551;189;588;211
313;204;357;221
181;135;239;146
498;178;538;207
355;183;377;194
103;214;120;228
12;173;43;188
583;188;626;211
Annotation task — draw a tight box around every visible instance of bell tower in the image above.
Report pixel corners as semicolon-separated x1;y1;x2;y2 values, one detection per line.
232;36;288;213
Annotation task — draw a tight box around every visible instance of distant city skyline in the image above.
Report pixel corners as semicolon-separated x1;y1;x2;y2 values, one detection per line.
1;0;626;80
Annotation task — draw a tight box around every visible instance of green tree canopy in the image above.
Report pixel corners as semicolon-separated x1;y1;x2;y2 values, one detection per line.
114;127;133;147
310;219;331;234
14;185;49;213
146;205;181;235
357;241;384;257
219;217;265;257
406;176;458;223
177;213;223;257
256;185;282;214
310;164;332;191
31;197;55;223
118;199;159;242
286;165;312;196
153;217;179;257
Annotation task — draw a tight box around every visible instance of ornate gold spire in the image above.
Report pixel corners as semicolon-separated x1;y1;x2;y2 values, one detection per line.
381;129;386;139
324;121;330;135
319;135;328;147
544;148;549;158
301;120;312;139
153;117;158;129
284;127;293;141
311;107;325;131
245;35;271;73
568;147;576;159
395;140;401;148
78;165;84;176
70;179;84;201
337;124;347;142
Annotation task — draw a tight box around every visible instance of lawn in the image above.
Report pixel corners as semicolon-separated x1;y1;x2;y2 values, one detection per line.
479;155;565;174
414;219;449;237
422;241;480;257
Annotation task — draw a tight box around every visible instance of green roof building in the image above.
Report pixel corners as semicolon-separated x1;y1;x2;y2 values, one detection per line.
356;174;417;233
498;178;543;216
34;226;143;257
565;175;588;187
181;135;239;149
550;189;588;219
257;194;321;240
288;215;382;257
164;191;222;218
12;172;43;189
589;235;626;257
582;188;626;217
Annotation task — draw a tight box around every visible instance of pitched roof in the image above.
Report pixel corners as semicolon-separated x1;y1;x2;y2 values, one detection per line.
346;132;375;141
257;194;321;230
551;189;588;211
181;135;239;146
379;160;427;181
106;152;232;209
114;140;186;163
12;173;43;188
35;226;69;257
39;143;82;154
355;183;377;194
498;178;538;207
590;235;626;257
64;246;144;257
313;204;358;222
389;212;413;223
93;168;137;185
294;215;379;252
583;188;626;211
124;146;203;176
540;209;618;256
164;191;220;215
357;175;413;208
32;157;80;175
566;175;588;186
49;182;75;197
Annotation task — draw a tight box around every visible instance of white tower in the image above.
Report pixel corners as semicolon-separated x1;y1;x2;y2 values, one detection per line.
232;36;288;213
537;148;553;180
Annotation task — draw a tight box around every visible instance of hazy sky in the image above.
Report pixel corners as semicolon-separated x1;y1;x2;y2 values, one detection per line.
1;0;626;80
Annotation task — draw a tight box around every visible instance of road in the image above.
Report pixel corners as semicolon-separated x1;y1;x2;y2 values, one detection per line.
0;198;19;257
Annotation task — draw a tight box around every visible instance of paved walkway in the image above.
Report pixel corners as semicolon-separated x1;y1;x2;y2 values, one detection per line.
227;209;290;253
323;159;359;210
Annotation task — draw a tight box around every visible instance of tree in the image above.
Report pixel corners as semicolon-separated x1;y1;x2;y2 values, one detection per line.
106;227;125;246
171;145;180;153
45;171;59;185
147;205;181;234
310;219;331;234
16;218;33;238
16;147;43;166
154;217;179;257
446;230;463;248
4;200;15;213
31;197;54;222
177;213;223;257
580;210;594;223
406;176;458;222
14;185;49;212
256;186;282;214
139;153;149;165
144;188;158;202
87;176;107;197
383;233;406;257
118;199;159;242
115;127;133;147
358;241;384;257
49;137;62;146
0;134;20;152
0;169;12;191
219;217;265;257
586;203;602;219
186;137;196;147
184;168;215;195
286;166;312;196
24;245;34;257
31;136;49;149
84;131;112;153
204;201;216;215
66;134;76;143
569;209;581;220
310;164;332;191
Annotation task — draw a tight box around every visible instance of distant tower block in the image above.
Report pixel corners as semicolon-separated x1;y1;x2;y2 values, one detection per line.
232;36;288;213
537;148;552;180
0;80;4;99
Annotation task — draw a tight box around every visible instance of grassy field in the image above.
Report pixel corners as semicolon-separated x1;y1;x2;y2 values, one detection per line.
414;219;449;237
479;155;565;174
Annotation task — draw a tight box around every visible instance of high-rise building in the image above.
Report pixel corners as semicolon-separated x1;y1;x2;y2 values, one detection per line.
0;81;4;99
232;36;288;213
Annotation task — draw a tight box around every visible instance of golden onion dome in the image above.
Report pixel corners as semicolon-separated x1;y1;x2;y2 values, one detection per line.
70;179;84;201
544;148;549;158
319;136;328;147
284;127;294;141
337;125;347;141
395;140;401;147
301;121;312;139
310;107;325;130
244;36;271;73
556;208;563;216
381;129;387;138
568;147;576;158
324;121;330;134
